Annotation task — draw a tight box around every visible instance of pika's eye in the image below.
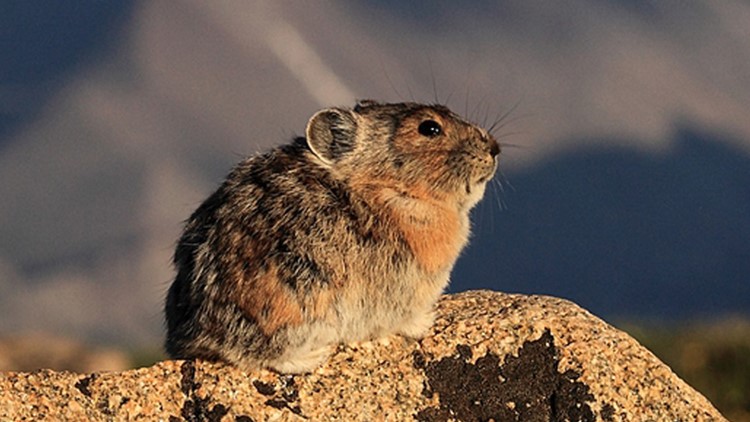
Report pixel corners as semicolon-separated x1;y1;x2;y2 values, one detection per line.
418;120;442;137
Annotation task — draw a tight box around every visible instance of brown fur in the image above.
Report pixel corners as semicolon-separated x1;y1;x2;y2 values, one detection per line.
164;100;500;373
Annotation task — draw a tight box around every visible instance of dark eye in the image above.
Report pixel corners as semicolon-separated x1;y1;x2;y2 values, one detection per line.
418;120;442;137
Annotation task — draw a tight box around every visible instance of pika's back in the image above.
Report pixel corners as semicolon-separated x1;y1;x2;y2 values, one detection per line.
165;100;500;373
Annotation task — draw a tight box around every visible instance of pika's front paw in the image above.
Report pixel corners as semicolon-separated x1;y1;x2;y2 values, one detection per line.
268;345;334;374
398;311;435;339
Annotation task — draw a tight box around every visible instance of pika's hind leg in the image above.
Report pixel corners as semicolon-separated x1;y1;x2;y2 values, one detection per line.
398;310;435;339
267;345;334;374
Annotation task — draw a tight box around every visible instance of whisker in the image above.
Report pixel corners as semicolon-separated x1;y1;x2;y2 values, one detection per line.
497;142;526;150
489;114;534;137
491;178;508;211
427;55;440;105
444;82;457;106
495;131;527;140
497;169;516;193
488;99;521;133
380;60;405;102
480;101;492;130
470;91;491;124
485;181;496;232
492;176;504;194
463;80;471;118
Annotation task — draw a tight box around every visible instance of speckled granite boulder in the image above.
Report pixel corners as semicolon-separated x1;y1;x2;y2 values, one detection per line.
0;290;726;421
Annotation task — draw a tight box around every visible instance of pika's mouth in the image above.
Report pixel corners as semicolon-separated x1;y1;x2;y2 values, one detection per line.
466;162;498;194
477;157;499;184
455;142;499;196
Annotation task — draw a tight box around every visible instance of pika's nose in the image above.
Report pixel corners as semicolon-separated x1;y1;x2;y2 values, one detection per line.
489;139;500;157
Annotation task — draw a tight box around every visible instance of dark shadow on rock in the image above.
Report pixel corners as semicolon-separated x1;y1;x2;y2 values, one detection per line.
452;124;750;321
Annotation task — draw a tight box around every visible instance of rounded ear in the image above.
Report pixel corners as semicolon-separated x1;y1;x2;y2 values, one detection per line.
305;108;357;164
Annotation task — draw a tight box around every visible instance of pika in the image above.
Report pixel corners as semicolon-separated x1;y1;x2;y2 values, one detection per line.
165;100;500;373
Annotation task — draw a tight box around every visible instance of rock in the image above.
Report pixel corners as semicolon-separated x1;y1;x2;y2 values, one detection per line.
0;290;726;421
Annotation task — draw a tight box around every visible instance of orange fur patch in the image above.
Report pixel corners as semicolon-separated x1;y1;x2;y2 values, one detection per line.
401;214;463;273
234;264;304;336
355;179;465;274
392;191;464;273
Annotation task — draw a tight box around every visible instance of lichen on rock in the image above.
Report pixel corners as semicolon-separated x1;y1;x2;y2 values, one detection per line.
416;330;595;421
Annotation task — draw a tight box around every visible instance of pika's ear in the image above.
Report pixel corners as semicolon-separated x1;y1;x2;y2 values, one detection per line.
305;108;357;164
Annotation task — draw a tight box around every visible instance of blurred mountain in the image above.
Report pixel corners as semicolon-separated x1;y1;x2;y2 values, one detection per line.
0;1;749;347
455;125;750;320
0;1;134;141
0;333;130;372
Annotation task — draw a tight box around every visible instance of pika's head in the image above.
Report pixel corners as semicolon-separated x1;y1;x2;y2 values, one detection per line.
305;100;500;209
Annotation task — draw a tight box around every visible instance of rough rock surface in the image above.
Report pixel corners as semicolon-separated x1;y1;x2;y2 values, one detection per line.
0;290;726;421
